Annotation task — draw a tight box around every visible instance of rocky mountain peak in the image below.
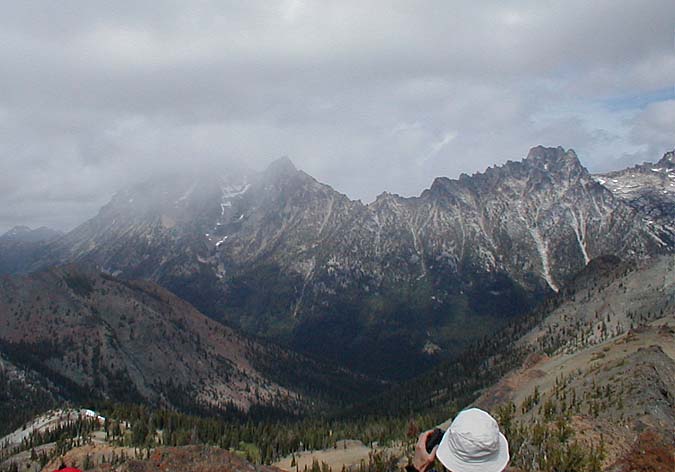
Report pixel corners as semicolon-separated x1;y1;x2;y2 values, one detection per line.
657;149;675;168
264;155;298;178
428;176;451;192
373;190;397;200
427;146;587;201
594;149;675;237
525;145;565;159
524;145;582;171
1;225;31;238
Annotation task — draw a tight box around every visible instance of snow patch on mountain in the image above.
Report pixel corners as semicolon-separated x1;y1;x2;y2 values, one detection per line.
220;182;250;216
175;181;197;204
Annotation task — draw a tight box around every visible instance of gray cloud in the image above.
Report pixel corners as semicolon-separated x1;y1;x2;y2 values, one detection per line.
1;0;674;232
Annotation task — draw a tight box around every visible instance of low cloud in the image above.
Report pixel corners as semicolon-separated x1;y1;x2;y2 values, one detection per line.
0;1;674;232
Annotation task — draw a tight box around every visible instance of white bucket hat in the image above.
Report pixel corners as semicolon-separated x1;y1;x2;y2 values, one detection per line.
436;408;509;472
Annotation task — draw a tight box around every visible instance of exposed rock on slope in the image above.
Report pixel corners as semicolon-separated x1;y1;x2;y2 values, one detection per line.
475;255;675;470
0;353;60;435
0;408;103;451
520;255;675;354
483;322;675;471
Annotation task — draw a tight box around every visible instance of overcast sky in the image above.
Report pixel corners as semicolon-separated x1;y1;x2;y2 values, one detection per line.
1;1;674;233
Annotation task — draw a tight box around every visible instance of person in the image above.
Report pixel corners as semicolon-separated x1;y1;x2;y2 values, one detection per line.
407;408;509;472
53;464;82;472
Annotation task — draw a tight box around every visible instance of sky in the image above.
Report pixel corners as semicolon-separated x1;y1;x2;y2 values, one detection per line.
1;1;674;233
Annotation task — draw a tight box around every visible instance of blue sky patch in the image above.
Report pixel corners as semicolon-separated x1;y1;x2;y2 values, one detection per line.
602;87;674;111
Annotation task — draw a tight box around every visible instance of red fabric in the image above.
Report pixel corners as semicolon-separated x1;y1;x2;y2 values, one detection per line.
53;468;82;472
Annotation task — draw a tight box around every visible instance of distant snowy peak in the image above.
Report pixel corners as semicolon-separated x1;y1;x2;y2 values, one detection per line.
0;225;62;243
1;225;32;238
594;150;675;233
101;168;253;225
107;158;297;215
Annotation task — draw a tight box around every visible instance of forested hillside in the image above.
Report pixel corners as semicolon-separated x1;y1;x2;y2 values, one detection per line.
0;266;379;436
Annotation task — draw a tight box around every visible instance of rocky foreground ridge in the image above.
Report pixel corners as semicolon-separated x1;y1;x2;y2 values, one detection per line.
474;254;675;471
44;446;282;472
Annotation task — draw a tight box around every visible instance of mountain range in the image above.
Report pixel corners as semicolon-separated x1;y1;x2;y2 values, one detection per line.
3;146;673;379
1;145;674;471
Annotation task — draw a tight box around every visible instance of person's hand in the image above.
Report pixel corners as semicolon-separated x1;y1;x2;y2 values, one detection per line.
412;430;438;472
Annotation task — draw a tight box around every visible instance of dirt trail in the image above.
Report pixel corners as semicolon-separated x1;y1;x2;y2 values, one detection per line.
274;440;405;472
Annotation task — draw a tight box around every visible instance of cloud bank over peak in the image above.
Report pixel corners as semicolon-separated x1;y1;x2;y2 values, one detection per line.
0;1;673;232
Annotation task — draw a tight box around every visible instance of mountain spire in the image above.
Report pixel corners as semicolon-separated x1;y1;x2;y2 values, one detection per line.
657;150;675;168
265;156;297;176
